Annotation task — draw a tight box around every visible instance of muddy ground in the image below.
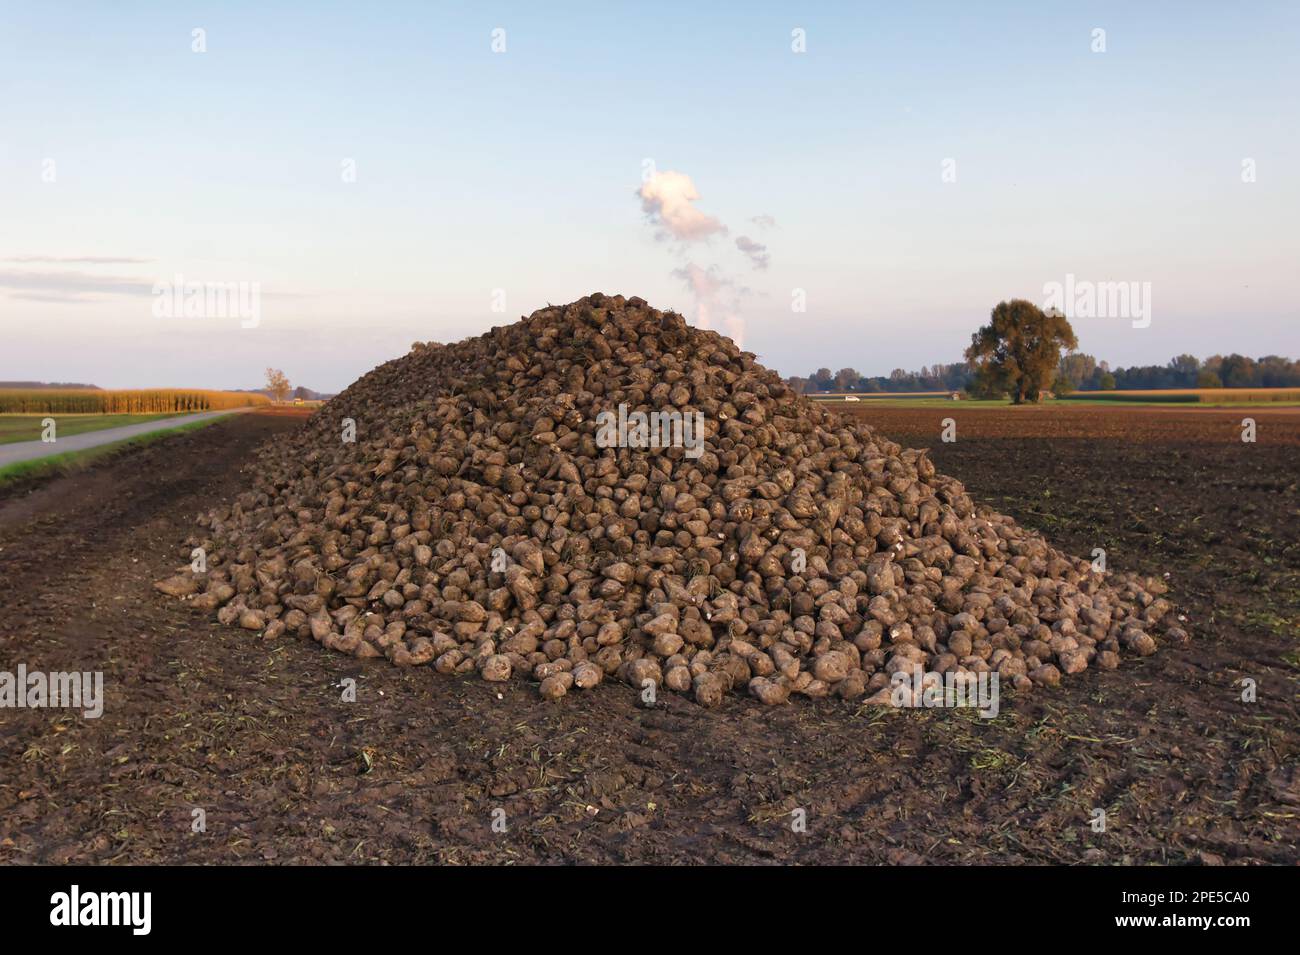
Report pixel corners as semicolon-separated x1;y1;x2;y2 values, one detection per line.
0;407;1296;864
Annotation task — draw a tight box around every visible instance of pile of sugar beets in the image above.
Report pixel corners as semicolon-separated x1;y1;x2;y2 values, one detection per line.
157;293;1187;706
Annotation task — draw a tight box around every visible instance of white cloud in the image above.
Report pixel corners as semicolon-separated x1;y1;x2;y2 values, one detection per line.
638;170;765;347
0;268;153;302
672;262;747;347
735;235;770;270
2;255;152;264
637;171;727;242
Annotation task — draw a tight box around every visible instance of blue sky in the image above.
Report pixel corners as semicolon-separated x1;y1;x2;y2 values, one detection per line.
2;1;1297;391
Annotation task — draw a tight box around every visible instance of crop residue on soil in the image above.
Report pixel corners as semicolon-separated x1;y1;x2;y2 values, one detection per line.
1;408;1295;863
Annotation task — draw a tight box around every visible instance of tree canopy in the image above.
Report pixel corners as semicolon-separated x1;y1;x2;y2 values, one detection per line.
964;300;1078;403
264;367;291;403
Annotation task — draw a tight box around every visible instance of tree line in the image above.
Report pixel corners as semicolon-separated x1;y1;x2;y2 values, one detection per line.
789;352;1300;397
788;300;1297;400
1055;353;1300;392
788;363;974;395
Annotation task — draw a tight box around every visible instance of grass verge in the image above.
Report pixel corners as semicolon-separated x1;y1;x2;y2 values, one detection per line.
0;413;176;445
0;414;233;489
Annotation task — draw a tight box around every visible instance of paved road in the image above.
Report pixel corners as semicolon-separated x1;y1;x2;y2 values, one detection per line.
0;410;244;467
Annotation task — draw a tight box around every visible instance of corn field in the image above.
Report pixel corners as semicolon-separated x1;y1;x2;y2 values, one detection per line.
0;389;272;414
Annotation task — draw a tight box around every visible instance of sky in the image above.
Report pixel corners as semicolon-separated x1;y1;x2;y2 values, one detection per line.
1;1;1297;392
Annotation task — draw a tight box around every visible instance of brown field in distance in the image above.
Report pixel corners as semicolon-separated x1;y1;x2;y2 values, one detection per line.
842;402;1300;444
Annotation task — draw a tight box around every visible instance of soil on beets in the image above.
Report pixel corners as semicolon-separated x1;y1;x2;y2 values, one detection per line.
0;407;1296;865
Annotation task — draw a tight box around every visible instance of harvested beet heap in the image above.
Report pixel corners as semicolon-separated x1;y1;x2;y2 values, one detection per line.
158;293;1185;706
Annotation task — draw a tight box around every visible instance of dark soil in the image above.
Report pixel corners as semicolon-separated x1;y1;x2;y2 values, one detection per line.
0;407;1296;864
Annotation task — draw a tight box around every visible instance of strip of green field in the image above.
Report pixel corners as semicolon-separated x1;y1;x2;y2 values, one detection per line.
1059;390;1300;405
0;415;232;487
0;413;175;445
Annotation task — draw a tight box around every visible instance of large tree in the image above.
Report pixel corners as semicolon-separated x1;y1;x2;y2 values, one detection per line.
264;367;291;404
834;367;860;391
965;300;1078;404
1057;352;1098;390
1218;354;1257;388
1168;354;1200;381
